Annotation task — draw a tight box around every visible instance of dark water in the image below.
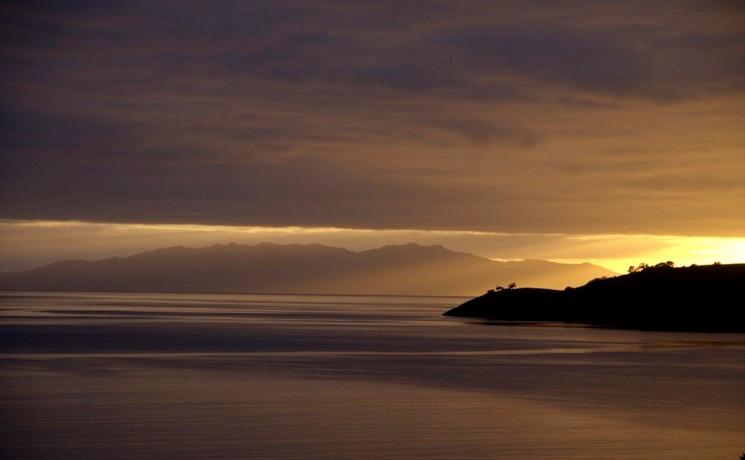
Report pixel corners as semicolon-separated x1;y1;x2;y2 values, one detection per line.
1;291;743;459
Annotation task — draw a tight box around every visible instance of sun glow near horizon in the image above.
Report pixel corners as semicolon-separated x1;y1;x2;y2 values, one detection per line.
543;234;745;273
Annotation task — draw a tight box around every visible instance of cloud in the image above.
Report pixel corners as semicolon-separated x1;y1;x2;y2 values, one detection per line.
0;0;743;236
424;117;543;147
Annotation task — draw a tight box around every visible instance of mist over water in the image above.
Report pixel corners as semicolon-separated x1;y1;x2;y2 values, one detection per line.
1;292;744;459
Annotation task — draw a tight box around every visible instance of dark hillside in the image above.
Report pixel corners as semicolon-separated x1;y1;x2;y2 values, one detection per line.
444;263;745;332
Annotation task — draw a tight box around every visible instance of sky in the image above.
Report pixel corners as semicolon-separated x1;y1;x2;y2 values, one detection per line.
0;1;744;271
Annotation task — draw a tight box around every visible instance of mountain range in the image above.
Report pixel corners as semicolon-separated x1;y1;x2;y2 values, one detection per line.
0;242;615;296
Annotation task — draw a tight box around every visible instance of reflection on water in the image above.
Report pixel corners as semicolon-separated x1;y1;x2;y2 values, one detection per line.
1;291;744;459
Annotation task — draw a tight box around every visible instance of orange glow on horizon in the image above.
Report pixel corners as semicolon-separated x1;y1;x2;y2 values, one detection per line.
1;219;743;274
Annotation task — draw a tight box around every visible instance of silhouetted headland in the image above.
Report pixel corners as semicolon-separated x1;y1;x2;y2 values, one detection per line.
444;263;745;332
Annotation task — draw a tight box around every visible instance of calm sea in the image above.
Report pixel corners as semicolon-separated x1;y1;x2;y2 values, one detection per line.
1;291;743;459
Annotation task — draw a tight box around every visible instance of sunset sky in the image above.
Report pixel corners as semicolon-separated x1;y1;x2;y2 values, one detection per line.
1;1;743;271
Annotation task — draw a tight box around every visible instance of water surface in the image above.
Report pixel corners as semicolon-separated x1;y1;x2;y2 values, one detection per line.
1;291;743;459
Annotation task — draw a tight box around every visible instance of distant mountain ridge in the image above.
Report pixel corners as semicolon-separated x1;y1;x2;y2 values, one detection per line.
0;242;615;296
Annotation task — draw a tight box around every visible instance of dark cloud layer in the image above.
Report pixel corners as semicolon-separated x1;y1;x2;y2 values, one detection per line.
1;0;743;235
